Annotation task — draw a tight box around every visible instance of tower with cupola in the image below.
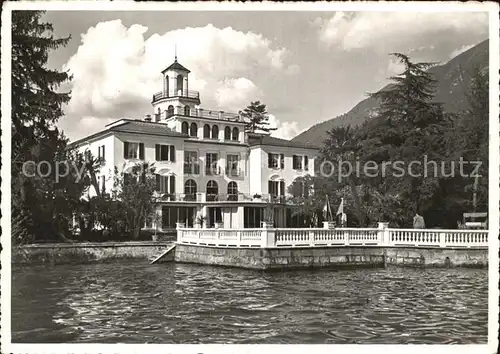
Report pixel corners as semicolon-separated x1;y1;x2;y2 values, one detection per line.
151;56;200;122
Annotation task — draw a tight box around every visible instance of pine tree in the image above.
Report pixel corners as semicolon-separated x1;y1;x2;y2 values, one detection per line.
240;101;277;133
361;53;450;226
11;11;73;242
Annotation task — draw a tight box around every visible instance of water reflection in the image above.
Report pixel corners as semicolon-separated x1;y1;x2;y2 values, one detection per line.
12;262;487;343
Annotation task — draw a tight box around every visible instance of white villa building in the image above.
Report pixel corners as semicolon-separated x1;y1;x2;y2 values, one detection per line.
70;58;319;230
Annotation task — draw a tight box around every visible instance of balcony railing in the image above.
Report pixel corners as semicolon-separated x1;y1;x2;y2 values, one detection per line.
177;224;489;249
152;90;200;103
205;166;221;176
152;192;289;203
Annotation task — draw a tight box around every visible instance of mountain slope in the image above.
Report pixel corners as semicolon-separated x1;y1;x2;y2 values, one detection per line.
292;39;489;145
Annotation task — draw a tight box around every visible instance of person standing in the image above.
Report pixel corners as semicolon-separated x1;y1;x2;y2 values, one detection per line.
413;212;426;229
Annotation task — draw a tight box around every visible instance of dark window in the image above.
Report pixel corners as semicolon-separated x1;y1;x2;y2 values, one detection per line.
226;154;239;176
227;182;238;199
268;153;279;168
176;75;184;93
203;124;210;138
167;105;174;118
206;180;219;201
190;122;197;137
205;153;219;175
224;126;231;140
181;122;189;134
293;155;303;170
211;125;219;139
184;106;190;116
155;144;174;161
184;151;199;174
268;180;279;196
185;179;197;200
97;145;105;163
155;174;169;193
304;156;309;171
124;142;142;159
232;127;239;141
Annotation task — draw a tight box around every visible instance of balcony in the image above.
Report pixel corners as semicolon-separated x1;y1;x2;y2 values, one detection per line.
152;90;200;103
225;167;243;177
205;166;221;176
152;192;288;204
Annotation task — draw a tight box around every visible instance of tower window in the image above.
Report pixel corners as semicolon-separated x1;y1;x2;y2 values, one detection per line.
167;105;174;118
190;122;198;137
232;127;239;141
203;124;211;138
224;126;231;140
211;125;219;139
181;122;189;134
184;106;190;116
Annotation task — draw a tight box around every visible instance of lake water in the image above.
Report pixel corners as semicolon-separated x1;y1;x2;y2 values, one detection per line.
11;262;487;344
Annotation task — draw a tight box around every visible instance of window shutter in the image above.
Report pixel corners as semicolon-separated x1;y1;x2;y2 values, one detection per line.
170;175;175;194
194;160;200;175
155;144;160;161
170;145;175;162
267;153;272;168
280;181;285;196
280;154;284;169
155;174;160;191
268;180;273;194
292;155;297;169
139;143;145;160
304;156;309;171
123;142;129;159
102;145;105;162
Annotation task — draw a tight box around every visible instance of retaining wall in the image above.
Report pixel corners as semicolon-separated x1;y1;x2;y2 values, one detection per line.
174;244;488;270
12;241;173;265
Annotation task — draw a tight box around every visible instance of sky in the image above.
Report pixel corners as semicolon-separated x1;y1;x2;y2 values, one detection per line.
41;10;489;142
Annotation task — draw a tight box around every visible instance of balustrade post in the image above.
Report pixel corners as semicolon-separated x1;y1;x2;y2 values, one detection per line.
309;230;315;246
439;232;446;248
378;222;390;246
237;230;241;246
261;224;275;248
343;229;349;246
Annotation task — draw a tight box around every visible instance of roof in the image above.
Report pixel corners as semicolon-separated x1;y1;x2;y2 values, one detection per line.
68;119;188;147
161;59;191;74
249;135;320;150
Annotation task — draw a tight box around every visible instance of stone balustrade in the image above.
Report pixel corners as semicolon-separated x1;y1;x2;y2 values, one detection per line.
176;222;488;249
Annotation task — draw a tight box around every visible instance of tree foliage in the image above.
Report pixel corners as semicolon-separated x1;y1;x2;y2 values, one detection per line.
112;163;157;240
11;11;75;243
240;101;277;132
316;53;488;228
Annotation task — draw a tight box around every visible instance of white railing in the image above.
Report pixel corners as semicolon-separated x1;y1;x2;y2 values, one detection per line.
176;223;489;249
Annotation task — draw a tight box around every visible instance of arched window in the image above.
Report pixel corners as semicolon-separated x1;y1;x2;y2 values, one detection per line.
227;182;238;201
203;124;211;138
224;127;231;140
165;75;169;94
232;127;239;141
181;121;189;134
206;180;219;201
190;122;198;137
167;105;174;118
184;179;197;201
184;106;190;116
211;125;219;139
176;74;184;94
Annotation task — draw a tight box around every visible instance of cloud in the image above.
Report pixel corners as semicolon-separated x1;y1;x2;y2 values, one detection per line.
268;114;303;140
214;78;262;111
63;20;295;127
449;44;475;59
315;12;488;53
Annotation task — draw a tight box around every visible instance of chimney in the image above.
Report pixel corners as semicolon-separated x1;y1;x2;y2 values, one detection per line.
144;114;152;122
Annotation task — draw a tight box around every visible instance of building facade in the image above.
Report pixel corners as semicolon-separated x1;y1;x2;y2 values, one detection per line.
70;59;319;230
